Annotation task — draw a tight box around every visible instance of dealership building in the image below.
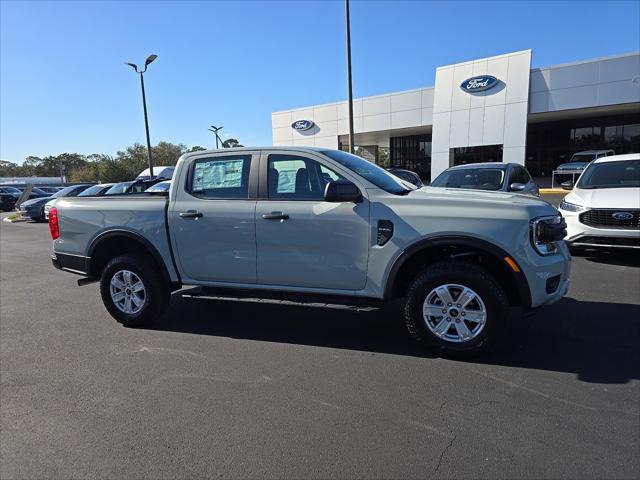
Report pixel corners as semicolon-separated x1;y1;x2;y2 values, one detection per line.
271;50;640;179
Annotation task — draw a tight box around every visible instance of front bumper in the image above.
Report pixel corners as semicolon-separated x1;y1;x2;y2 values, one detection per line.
561;210;640;249
19;205;44;220
520;241;571;309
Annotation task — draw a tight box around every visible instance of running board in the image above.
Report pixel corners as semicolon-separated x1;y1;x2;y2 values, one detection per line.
181;287;382;312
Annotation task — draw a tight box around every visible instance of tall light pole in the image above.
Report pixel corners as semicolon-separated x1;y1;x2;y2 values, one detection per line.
125;54;158;177
208;125;224;149
345;0;355;154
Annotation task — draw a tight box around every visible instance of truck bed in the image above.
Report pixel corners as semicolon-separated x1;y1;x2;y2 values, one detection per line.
52;195;175;278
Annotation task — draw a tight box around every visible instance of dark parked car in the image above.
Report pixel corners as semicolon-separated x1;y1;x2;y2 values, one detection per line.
430;162;539;196
0;185;51;200
0;186;22;211
388;168;423;188
19;184;91;221
38;186;64;194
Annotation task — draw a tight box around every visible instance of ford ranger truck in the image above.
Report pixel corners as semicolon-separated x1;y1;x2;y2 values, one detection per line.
50;147;570;357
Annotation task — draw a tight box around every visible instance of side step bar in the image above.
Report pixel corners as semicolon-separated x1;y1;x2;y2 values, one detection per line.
181;287;383;312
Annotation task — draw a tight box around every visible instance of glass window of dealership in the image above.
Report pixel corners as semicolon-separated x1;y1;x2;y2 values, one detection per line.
272;51;640;180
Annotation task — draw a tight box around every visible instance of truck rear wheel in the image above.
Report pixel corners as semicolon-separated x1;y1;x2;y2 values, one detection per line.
403;261;510;358
99;254;169;327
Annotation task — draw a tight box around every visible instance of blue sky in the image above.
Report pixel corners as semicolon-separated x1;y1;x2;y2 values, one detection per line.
1;0;639;163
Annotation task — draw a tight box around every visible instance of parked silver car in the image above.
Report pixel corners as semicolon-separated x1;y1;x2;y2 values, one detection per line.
431;162;539;196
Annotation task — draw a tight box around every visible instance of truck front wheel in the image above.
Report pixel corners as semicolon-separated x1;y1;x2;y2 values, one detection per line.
403;261;510;357
100;254;170;327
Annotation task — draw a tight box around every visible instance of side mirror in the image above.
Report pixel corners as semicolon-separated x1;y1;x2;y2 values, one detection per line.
561;181;573;190
324;179;362;203
509;182;526;192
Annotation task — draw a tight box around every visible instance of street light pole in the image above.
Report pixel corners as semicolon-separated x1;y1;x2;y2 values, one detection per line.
125;54;158;178
208;125;224;149
345;0;355;154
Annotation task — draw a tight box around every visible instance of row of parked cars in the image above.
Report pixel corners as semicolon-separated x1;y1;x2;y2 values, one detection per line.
388;154;639;251
1;170;173;222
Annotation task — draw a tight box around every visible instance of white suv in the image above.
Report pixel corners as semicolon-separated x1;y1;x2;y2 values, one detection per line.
559;153;640;250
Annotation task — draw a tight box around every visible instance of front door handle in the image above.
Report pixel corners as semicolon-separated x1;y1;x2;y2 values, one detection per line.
179;210;203;219
262;212;289;221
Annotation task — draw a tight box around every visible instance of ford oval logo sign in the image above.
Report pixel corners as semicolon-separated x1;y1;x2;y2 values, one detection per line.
612;212;634;221
291;119;314;131
460;75;499;93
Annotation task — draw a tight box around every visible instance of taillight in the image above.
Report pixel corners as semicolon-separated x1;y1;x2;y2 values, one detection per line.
49;207;59;240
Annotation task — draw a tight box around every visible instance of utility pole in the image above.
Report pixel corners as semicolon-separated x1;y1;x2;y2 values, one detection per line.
345;0;355;154
125;54;158;177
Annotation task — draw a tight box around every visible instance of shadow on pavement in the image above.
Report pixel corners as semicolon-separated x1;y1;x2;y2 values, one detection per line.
150;294;640;385
574;250;640;268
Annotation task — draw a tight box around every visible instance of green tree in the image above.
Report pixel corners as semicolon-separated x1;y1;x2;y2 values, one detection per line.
222;138;243;148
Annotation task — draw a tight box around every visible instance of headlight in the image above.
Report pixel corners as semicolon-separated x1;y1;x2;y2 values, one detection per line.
559;199;585;212
530;214;567;255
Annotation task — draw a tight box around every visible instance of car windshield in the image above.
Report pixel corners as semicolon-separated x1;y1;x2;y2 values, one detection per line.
431;167;506;191
79;184;108;196
576;160;640;189
105;182;133;195
570;153;596;163
145;182;170;192
0;186;21;193
51;185;84;198
320;150;413;194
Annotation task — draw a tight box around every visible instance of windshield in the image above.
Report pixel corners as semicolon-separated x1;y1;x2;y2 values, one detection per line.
79;184;108;196
105;182;133;195
320;150;413;194
431;167;506;191
576;160;640;189
51;185;84;198
570;153;596;163
0;187;21;194
146;182;170;192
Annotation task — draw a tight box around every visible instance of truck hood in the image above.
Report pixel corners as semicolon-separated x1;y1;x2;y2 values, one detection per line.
387;186;558;220
565;187;640;209
557;162;589;171
416;186;552;207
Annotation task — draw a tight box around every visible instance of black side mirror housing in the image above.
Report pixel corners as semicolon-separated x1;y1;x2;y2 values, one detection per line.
561;181;573;190
509;182;526;192
324;179;362;203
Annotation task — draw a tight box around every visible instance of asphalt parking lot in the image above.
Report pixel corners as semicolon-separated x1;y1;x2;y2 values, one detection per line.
1;209;639;480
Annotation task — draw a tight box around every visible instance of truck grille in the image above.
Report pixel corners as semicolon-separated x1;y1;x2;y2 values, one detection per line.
579;209;640;230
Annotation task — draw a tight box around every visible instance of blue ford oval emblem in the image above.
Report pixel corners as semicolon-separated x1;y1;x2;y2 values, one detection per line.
291;119;314;131
460;75;499;93
612;212;634;221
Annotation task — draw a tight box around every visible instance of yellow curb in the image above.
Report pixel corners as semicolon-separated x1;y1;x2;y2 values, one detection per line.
539;188;567;194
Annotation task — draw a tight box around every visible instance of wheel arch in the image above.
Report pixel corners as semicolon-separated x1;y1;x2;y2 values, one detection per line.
87;230;180;291
384;235;531;308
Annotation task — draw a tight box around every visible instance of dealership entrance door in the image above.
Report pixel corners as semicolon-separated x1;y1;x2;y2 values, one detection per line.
451;145;503;166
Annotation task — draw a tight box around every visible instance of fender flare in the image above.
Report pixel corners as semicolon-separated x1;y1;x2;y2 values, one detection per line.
383;235;531;307
87;229;175;285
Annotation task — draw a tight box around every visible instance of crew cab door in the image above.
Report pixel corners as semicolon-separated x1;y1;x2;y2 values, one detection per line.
168;151;259;284
255;151;370;290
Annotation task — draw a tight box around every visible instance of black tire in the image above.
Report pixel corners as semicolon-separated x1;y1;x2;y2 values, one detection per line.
403;261;510;358
99;254;169;327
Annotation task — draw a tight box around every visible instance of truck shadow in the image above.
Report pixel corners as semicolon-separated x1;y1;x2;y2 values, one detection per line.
150;295;640;385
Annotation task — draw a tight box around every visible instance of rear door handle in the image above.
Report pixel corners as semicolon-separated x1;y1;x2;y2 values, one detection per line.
179;210;203;219
262;212;289;221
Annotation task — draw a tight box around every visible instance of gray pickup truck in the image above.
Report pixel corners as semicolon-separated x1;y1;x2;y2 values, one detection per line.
51;147;570;357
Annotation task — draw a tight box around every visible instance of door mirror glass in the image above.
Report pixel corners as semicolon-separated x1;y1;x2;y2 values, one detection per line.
324;179;362;203
509;182;526;192
561;180;574;190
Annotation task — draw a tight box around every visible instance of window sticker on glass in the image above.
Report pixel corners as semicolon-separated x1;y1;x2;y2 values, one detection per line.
193;159;244;191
